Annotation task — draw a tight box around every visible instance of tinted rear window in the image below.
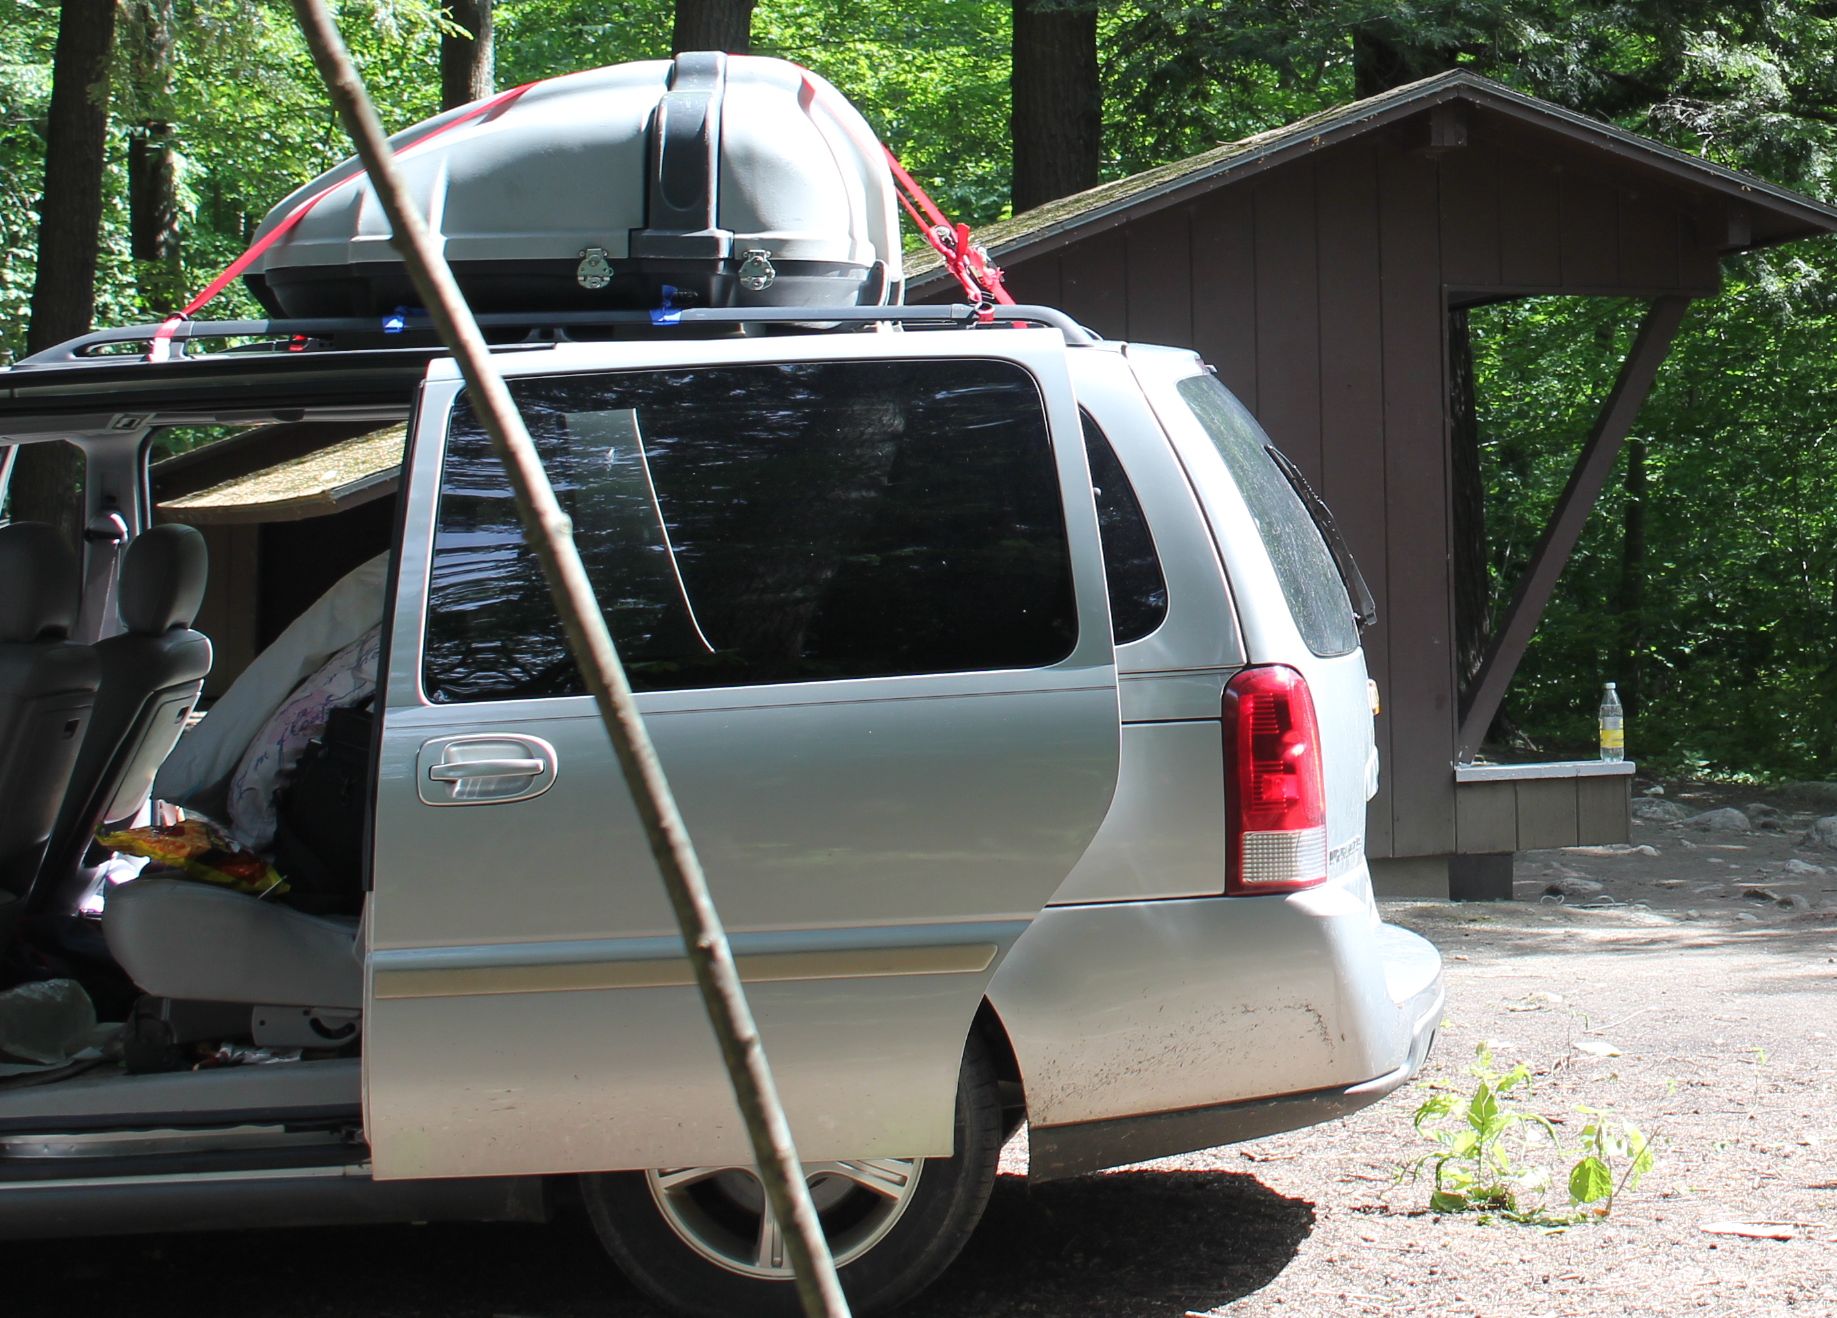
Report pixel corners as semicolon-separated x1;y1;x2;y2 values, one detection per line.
1081;414;1167;645
1175;374;1358;657
424;357;1077;701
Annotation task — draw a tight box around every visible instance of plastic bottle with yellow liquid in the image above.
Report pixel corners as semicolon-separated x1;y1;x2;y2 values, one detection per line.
1598;682;1624;762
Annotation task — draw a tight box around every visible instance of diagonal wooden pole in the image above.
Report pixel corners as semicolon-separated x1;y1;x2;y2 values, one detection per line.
285;7;849;1314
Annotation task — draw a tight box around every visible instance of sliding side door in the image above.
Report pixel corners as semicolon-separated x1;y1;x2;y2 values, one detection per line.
365;331;1119;1179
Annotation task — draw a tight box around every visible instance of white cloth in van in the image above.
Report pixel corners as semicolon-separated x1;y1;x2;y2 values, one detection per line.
152;552;389;817
227;625;380;850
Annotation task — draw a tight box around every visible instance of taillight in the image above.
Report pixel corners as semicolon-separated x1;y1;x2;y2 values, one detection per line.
1222;665;1327;895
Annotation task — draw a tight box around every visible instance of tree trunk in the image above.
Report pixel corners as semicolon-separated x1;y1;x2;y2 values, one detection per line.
1011;0;1100;211
672;0;755;55
440;0;494;110
14;0;118;540
1449;309;1490;704
127;0;182;314
27;0;118;357
1614;435;1647;717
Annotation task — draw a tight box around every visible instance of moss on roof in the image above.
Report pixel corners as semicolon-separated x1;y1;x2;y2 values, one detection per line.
903;83;1404;285
159;423;406;524
904;68;1837;289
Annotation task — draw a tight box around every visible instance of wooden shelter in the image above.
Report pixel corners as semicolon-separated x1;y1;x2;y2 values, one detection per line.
910;71;1837;896
151;421;403;696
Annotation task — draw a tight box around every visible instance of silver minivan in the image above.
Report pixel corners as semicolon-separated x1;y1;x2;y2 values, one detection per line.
0;304;1441;1316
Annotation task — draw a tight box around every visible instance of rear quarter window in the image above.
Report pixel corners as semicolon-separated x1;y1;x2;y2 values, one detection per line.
1081;413;1168;646
1175;374;1358;658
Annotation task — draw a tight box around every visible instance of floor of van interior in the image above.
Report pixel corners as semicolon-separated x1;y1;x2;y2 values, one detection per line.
0;1054;360;1132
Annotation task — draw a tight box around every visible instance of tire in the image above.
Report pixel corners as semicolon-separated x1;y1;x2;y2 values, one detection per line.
581;1031;1002;1318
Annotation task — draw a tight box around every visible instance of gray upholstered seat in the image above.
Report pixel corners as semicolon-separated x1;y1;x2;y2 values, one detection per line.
38;524;212;908
84;525;365;1019
0;522;99;910
103;877;362;1009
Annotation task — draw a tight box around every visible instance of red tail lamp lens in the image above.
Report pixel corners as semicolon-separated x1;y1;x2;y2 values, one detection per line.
1223;664;1328;895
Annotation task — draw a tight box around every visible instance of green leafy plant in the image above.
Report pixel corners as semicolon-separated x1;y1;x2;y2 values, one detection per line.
1408;1043;1558;1219
1406;1043;1656;1224
1569;1106;1656;1216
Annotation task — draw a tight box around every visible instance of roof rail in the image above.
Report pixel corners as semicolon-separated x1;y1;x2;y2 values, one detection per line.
12;304;1096;368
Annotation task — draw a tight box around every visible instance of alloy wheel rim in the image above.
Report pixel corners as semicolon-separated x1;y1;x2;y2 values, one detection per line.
644;1157;924;1280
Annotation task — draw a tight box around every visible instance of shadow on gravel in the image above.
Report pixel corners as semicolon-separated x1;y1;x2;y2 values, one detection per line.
5;1216;637;1318
1397;909;1837;967
914;1169;1314;1316
6;1169;1311;1318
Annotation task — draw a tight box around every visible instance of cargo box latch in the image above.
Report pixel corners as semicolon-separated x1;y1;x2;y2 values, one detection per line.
737;250;777;292
576;247;615;290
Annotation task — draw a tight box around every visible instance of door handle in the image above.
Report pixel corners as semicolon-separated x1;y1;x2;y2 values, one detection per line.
418;735;558;805
428;757;545;782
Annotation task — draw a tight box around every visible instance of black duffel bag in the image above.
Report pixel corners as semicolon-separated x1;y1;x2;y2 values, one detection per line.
270;703;373;915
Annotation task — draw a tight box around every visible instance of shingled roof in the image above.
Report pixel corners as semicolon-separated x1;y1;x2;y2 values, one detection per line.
906;69;1837;295
157;423;406;524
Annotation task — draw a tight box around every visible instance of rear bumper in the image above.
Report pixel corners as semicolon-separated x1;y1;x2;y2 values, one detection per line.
991;883;1444;1181
1028;942;1441;1181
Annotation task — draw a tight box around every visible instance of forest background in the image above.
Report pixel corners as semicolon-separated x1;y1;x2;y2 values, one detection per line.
5;0;1837;780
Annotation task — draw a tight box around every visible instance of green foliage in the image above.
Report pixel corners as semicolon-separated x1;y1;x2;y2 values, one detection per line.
1103;0;1837;188
1407;1043;1656;1224
0;0;60;355
0;0;449;359
757;1;1013;225
498;0;1013;224
1473;247;1837;777
494;0;672;83
1103;1;1347;174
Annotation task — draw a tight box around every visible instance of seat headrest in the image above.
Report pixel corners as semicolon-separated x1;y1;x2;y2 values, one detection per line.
0;521;79;643
119;524;209;635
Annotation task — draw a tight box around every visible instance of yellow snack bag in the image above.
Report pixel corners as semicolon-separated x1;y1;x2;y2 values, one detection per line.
97;820;290;897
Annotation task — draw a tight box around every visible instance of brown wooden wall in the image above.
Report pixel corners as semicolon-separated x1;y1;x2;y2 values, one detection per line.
191;523;260;700
975;113;1728;859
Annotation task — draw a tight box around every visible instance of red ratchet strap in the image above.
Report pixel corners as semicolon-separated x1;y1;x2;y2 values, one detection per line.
882;148;1014;317
147;81;537;362
790;65;1010;312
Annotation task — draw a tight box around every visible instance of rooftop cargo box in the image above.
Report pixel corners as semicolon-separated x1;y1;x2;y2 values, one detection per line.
243;52;903;318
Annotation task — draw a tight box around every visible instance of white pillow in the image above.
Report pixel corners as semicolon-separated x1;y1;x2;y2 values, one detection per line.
226;625;381;851
155;552;389;814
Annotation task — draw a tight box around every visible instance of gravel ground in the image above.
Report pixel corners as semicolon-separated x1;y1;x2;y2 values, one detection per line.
11;782;1837;1317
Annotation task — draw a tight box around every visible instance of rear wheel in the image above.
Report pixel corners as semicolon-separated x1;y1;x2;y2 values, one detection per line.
581;1032;1002;1317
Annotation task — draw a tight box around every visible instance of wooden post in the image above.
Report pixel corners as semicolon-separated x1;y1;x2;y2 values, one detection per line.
285;6;850;1314
1455;294;1690;763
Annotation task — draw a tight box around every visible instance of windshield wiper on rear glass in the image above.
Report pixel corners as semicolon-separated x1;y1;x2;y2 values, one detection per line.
1264;445;1378;634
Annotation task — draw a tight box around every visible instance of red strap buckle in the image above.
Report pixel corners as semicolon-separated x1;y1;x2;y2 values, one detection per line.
883;148;1014;311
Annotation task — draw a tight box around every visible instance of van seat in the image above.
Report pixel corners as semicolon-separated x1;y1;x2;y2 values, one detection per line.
38;524;211;910
0;522;98;905
103;878;361;1010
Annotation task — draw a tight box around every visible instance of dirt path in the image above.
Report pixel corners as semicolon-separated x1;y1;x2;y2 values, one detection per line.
10;785;1837;1317
1174;899;1837;1317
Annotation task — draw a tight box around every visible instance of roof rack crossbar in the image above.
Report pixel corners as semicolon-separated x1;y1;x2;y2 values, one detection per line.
13;304;1094;367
